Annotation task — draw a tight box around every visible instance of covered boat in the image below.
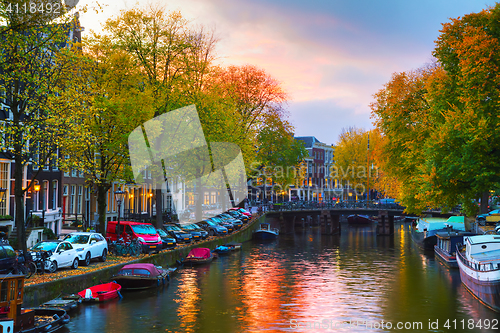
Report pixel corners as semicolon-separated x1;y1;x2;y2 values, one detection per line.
212;245;231;255
347;214;374;225
77;282;122;302
457;235;500;312
253;223;279;241
183;248;214;265
113;263;174;290
411;216;466;250
434;231;476;268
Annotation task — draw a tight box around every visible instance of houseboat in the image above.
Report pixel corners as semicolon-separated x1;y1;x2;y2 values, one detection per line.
434;231;476;268
411;216;466;250
457;235;500;312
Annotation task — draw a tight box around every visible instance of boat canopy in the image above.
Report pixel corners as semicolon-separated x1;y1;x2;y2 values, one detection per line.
416;216;465;232
119;263;163;276
187;248;212;259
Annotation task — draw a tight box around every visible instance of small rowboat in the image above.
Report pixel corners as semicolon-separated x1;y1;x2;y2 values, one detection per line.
183;248;214;265
77;282;122;302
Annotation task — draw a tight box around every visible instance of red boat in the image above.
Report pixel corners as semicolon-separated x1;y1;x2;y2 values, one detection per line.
183;248;214;265
77;282;122;302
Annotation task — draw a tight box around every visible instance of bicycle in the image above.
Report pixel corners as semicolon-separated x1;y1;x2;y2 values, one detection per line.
13;251;37;278
114;238;142;257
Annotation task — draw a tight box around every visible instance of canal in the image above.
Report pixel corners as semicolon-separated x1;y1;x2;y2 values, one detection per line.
64;220;500;332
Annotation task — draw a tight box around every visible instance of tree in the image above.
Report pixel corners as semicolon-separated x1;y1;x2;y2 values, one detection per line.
0;4;78;252
370;66;436;213
104;4;218;227
254;114;308;200
50;33;154;233
423;4;500;214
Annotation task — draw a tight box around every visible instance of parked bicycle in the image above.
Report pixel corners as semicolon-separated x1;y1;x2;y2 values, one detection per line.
113;238;142;257
13;250;37;278
32;250;52;275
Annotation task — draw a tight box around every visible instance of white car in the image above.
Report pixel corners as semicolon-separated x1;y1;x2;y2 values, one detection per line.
63;232;108;266
30;240;80;273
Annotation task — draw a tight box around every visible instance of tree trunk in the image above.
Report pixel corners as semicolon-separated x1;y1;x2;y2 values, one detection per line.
97;185;108;234
481;191;489;214
155;188;162;228
14;153;26;253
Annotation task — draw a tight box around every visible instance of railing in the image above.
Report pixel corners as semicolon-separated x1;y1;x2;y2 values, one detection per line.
249;200;405;212
456;243;500;272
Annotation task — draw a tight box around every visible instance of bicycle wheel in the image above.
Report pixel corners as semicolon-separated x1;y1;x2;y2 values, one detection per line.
25;262;37;278
17;264;29;277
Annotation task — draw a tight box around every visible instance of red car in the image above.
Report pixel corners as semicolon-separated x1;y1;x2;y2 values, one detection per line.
229;207;252;217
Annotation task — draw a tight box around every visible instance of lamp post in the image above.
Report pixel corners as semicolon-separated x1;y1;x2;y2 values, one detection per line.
114;187;125;239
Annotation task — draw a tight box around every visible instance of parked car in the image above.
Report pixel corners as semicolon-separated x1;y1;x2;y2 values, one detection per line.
477;209;500;225
218;213;243;229
156;228;177;249
181;223;209;239
0;240;17;274
226;210;249;223
197;220;228;236
63;232;108;265
207;217;234;233
30;240;79;273
164;224;193;243
106;221;162;253
175;223;204;241
229;208;252;218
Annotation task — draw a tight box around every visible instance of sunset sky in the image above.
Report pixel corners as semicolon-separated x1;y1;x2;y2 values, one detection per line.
79;0;497;145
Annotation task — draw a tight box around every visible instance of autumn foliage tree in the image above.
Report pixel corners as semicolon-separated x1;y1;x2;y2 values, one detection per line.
371;3;500;215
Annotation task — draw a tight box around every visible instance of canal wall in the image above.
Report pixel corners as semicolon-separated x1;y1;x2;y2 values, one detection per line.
24;214;267;307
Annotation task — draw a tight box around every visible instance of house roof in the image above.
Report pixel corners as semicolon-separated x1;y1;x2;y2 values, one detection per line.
294;136;323;148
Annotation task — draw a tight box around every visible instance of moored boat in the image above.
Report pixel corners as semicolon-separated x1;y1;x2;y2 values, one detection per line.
223;242;242;251
253;223;279;241
77;282;122;302
457;235;500;312
183;248;214;265
112;263;175;290
434;231;476;268
347;214;374;225
0;274;70;333
212;245;231;255
411;216;466;250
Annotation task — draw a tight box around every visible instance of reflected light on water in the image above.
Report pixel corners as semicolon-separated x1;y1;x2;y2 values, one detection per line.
175;269;201;333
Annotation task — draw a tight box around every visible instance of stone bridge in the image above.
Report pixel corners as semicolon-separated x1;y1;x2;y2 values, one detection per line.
265;209;456;236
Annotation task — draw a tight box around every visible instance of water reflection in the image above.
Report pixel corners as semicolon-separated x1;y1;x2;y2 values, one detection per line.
65;221;500;333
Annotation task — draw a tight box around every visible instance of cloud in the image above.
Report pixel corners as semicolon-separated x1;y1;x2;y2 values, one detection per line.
79;0;498;141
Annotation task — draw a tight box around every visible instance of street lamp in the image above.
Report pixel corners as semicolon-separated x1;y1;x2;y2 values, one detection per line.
114;187;126;239
0;188;6;215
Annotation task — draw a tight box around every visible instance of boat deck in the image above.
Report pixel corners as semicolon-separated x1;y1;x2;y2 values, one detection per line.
471;248;500;263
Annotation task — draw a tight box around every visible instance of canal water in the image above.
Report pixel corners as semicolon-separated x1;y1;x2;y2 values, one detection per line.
64;221;500;333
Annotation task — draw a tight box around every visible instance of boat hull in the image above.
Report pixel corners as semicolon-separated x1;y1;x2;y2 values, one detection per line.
347;215;373;225
183;256;214;265
410;228;437;250
434;245;458;268
253;230;278;240
113;274;169;290
77;282;121;302
458;258;500;312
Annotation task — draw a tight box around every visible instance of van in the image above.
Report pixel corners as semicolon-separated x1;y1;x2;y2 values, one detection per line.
106;221;162;253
